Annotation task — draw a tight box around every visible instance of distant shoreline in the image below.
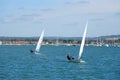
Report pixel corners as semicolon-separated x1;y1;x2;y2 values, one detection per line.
0;35;120;46
0;36;120;47
0;35;120;40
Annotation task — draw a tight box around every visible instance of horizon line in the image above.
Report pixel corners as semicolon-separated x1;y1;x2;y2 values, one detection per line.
0;34;120;38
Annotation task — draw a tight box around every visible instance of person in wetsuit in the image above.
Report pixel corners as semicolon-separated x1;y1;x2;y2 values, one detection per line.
67;53;74;60
30;49;34;53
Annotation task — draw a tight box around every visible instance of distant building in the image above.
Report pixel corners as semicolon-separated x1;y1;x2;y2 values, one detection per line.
105;37;119;41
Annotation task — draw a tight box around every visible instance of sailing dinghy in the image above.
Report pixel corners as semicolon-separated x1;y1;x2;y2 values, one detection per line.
30;30;44;54
68;22;88;63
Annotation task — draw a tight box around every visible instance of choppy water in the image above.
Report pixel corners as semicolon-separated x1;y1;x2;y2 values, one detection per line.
0;45;120;80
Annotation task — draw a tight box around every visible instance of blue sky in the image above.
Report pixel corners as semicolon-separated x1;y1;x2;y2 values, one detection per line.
0;0;120;37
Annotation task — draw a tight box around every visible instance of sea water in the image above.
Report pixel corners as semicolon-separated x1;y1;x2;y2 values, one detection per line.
0;45;120;80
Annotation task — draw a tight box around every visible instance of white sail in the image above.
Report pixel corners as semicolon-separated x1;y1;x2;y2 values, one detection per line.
35;30;44;53
78;22;88;60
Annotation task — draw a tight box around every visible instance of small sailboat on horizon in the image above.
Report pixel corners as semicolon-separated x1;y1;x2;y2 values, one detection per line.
30;30;44;54
67;22;88;63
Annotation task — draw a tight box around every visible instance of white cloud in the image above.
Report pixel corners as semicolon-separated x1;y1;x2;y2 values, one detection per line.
40;8;54;12
0;13;44;23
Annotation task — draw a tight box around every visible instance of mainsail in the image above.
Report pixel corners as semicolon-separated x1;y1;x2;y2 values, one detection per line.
35;30;44;53
78;22;88;60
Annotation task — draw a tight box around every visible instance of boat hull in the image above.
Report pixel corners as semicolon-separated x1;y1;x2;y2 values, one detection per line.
68;59;86;63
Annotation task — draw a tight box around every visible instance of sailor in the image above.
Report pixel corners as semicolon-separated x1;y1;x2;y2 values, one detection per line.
30;49;34;53
67;53;74;60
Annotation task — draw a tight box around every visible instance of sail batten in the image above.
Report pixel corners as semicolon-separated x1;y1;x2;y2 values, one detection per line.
35;30;44;53
78;22;88;60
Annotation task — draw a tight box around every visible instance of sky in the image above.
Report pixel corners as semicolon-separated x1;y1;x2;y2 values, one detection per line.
0;0;120;37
